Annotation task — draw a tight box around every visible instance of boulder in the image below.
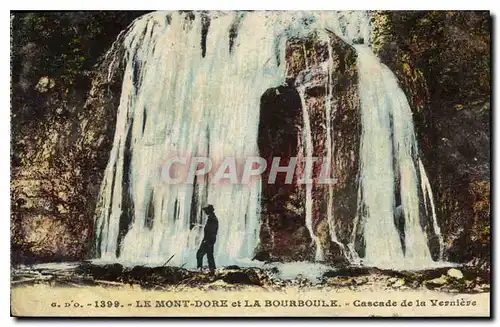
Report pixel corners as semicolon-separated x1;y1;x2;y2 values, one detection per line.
425;275;448;288
388;278;405;288
220;271;259;286
447;268;464;279
257;30;360;264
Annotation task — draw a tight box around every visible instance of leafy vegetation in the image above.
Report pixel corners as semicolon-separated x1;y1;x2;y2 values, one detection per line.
11;12;149;87
373;11;490;111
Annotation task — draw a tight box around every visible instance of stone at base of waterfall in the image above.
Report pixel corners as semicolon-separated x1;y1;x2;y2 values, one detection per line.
202;279;233;290
447;268;464;280
326;277;347;287
326;276;371;288
473;284;490;293
221;271;261;286
388;277;405;288
425;275;448;288
12;262;492;294
35;76;55;93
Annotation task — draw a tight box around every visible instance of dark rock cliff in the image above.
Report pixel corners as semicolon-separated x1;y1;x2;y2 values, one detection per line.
372;11;491;268
10;12;145;264
256;32;359;264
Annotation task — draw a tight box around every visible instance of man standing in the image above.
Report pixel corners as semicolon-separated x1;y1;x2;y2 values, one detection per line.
196;204;219;275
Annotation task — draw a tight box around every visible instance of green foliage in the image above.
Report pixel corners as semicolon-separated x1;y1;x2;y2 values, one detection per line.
345;54;356;71
381;11;490;109
470;180;490;245
11;11;148;88
471;180;490;219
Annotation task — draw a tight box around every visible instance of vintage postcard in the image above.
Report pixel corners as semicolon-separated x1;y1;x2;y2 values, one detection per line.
10;10;491;317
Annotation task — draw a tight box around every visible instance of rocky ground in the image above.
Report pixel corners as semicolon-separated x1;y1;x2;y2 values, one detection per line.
11;262;490;294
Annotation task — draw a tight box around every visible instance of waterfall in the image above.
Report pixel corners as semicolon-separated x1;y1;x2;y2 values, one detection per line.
317;11;444;269
354;45;429;268
297;87;324;261
419;159;444;261
351;41;443;269
94;11;292;267
93;11;337;267
94;11;444;270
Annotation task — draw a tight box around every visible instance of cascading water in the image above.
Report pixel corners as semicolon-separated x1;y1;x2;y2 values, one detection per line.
93;11;288;267
354;45;438;268
297;86;324;261
93;11;333;267
419;159;445;261
93;10;444;270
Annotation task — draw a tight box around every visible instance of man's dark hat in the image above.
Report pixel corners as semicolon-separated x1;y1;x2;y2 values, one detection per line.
202;204;214;212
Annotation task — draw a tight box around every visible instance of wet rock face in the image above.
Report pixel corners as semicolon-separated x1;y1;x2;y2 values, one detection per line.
11;12;149;264
11;37;128;264
257;32;360;264
257;85;313;262
371;11;491;267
